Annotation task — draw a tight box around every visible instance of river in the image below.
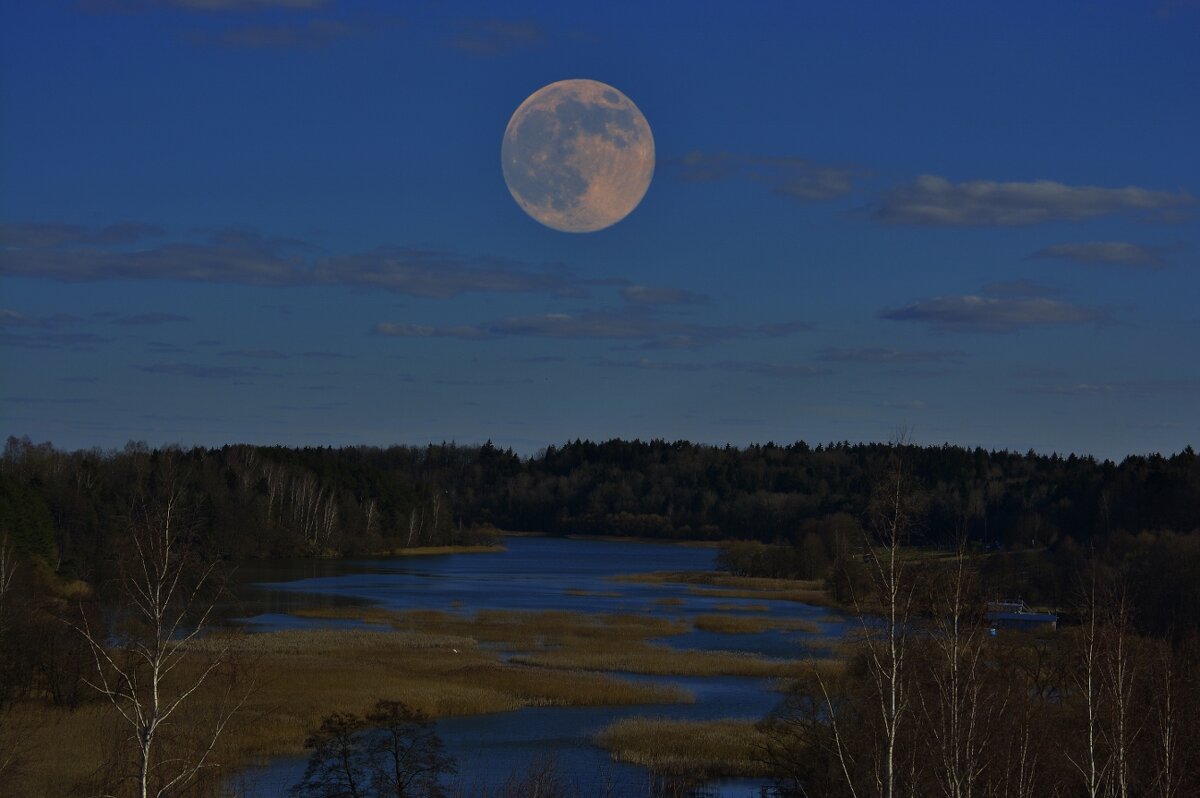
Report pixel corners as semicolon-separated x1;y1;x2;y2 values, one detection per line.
227;536;844;797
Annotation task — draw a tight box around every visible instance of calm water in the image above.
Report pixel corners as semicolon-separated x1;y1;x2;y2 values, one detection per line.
229;536;843;797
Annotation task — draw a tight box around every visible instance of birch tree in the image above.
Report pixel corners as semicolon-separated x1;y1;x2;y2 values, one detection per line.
919;538;994;798
819;449;922;798
1100;586;1141;798
76;488;245;798
1065;571;1108;798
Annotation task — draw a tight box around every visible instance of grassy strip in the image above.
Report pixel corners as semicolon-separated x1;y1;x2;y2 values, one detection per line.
692;614;821;635
293;607;690;652
292;606;806;677
712;602;771;612
6;626;690;796
510;645;800;678
564;588;623;598
595;717;773;779
612;570;830;605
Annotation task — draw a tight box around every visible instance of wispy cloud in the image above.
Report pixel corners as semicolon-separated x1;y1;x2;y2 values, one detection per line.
1018;378;1200;396
75;0;329;12
1030;241;1169;269
719;361;830;378
876;175;1193;225
619;285;709;305
111;312;191;326
0;331;112;351
0;309;84;328
449;19;543;56
759;321;815;336
221;347;289;358
1;395;100;405
597;357;830;379
138;362;259;379
373;323;490;340
0;221;163;247
190;18;381;49
0;225;619;300
317;248;588;299
0;309;108;349
490;313;739;350
298;350;349;359
818;347;965;364
373;311;812;350
670;151;859;201
880;283;1109;332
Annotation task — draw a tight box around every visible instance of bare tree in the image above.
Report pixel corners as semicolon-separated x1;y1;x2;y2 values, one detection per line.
75;488;245;798
919;537;995;798
1100;586;1142;798
819;448;922;798
1065;570;1109;798
1147;641;1182;798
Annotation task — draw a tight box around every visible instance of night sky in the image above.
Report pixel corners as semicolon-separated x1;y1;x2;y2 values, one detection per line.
2;1;1198;459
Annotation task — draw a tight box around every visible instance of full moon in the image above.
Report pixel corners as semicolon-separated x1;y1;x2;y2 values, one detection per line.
501;79;655;233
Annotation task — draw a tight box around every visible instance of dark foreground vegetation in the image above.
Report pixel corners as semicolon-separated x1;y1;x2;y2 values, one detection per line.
0;435;1198;796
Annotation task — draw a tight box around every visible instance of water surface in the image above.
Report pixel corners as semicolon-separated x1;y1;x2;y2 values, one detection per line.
231;536;840;797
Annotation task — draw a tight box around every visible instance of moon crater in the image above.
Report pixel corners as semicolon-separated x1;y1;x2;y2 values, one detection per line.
502;79;654;233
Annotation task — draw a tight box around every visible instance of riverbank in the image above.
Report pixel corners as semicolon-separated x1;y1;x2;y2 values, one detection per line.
5;622;691;796
611;570;834;606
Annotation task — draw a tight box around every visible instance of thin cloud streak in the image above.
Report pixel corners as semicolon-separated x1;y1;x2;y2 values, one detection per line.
670;151;859;201
0;226;652;301
373;312;812;350
75;0;329;12
138;362;260;379
881;294;1109;332
596;357;830;379
818;347;966;364
619;285;710;305
877;175;1193;225
189;18;379;49
1030;241;1169;269
111;313;191;326
449;19;544;56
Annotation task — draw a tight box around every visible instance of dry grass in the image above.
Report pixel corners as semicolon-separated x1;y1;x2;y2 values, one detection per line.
293;605;811;678
292;606;690;654
692;614;821;635
712;602;771;612
5;623;690;797
7;599;837;795
595;717;773;779
564;588;623;598
612;570;831;605
510;645;801;678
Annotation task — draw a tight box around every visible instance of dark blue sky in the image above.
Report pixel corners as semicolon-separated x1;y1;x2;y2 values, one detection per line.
2;0;1197;458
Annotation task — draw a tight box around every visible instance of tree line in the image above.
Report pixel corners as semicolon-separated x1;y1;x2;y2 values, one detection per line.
3;435;1197;638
